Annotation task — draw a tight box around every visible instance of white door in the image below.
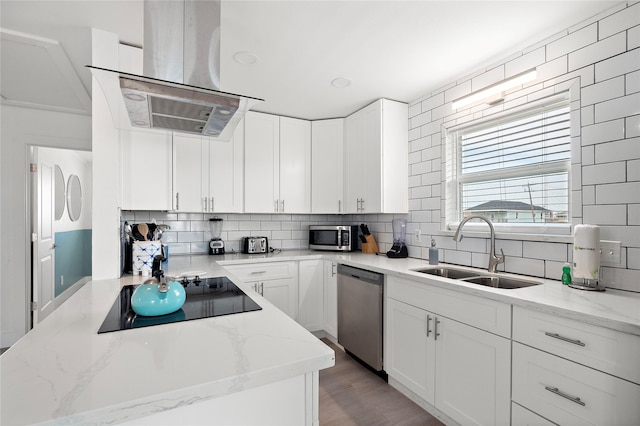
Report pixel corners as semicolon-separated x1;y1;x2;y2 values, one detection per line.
262;278;297;320
208;121;244;213
244;112;279;213
435;317;511;426
32;160;56;324
173;134;206;212
279;117;311;213
311;119;344;213
385;298;435;404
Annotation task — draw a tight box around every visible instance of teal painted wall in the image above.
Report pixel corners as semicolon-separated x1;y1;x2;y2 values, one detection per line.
54;229;92;297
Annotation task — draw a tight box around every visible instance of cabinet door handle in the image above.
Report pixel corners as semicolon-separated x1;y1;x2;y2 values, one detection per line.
250;270;267;275
203;197;208;212
544;386;586;406
426;315;432;337
361;198;365;212
260;282;264;296
176;193;180;210
544;332;586;347
434;317;441;340
274;200;279;212
210;197;214;212
338;200;341;213
331;263;337;277
281;199;285;212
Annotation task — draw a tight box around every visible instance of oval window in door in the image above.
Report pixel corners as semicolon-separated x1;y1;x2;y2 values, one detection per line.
54;165;65;220
66;174;82;221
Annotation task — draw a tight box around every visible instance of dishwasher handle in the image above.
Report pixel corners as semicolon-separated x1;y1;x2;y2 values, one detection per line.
337;264;383;286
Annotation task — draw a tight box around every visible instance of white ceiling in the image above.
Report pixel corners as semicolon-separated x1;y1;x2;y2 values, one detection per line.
1;0;622;120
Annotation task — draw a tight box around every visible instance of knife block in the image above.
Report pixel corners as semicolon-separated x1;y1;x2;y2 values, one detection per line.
361;234;379;254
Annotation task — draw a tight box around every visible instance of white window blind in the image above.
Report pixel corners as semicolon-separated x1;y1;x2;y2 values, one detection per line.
448;98;571;230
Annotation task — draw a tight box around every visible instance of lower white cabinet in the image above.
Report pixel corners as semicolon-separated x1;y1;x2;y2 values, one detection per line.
385;276;511;426
512;307;640;426
223;262;298;321
512;342;640;426
322;260;338;340
298;259;324;332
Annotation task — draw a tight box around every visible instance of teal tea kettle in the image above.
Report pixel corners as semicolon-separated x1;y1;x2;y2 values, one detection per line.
131;255;186;317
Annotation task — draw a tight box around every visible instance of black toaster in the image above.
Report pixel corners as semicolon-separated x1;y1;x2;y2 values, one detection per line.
241;236;269;254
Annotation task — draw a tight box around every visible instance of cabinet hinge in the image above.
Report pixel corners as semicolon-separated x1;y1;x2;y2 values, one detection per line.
30;163;38;173
31;233;37;242
30;301;38;311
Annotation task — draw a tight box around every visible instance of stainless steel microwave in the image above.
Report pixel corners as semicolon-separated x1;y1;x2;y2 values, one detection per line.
309;225;359;251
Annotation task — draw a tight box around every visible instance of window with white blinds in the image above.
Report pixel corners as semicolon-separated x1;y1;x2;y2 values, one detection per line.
448;97;571;231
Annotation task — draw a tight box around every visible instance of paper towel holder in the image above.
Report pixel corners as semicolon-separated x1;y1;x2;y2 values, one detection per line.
569;278;605;292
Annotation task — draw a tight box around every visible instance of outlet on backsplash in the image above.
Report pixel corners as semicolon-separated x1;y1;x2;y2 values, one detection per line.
600;240;621;266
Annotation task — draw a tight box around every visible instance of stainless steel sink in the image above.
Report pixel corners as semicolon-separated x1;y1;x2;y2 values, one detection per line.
413;267;480;280
412;266;542;289
460;275;541;289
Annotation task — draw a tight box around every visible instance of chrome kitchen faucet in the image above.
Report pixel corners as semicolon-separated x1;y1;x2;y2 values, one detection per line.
453;215;505;273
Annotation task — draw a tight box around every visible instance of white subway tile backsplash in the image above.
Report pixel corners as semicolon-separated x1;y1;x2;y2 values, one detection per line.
583;204;628;225
503;256;545;277
408;102;422;118
410;111;432;128
544;260;566;280
523;241;568;262
547;23;597;60
421;92;445;112
629;23;640;50
581;76;625;106
629;159;640;182
581;119;625;145
581;105;595;126
505;47;545;77
582;185;596;205
595;92;640;122
600;266;640;292
629;205;640;225
537;56;568;82
581;145;594;165
496;239;523;257
569;32;626;71
443;249;472;266
599;2;640;40
627;70;640;94
471;66;504;91
445;80;472;104
582;162;626;185
595;49;640;82
628;248;640;270
596;182;640;204
594;138;640;164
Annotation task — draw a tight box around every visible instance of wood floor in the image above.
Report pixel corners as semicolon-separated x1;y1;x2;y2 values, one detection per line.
319;339;444;426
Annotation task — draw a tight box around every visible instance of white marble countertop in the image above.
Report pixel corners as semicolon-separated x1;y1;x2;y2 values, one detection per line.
179;250;640;336
0;262;334;425
3;250;639;425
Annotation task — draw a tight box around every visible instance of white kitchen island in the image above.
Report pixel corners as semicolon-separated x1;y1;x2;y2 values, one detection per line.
0;259;335;425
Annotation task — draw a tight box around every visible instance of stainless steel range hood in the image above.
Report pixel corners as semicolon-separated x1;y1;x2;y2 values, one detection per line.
89;0;262;140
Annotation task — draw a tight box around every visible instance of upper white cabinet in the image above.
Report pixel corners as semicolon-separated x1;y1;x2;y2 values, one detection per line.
344;99;408;214
121;129;173;211
311;119;344;213
244;112;311;213
173;123;244;213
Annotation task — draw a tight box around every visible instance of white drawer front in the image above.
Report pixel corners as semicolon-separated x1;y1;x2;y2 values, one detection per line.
388;276;511;338
223;262;295;281
512;343;640;426
513;306;640;384
511;402;557;426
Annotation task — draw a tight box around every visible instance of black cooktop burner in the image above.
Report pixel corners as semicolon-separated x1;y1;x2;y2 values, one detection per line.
98;276;262;333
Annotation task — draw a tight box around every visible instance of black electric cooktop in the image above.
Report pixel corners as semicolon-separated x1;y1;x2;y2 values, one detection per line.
98;276;262;333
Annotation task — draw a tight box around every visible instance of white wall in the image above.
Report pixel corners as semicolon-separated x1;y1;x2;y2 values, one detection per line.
403;2;640;291
0;105;90;347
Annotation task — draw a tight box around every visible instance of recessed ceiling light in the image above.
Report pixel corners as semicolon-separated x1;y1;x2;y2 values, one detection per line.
233;51;258;65
331;77;352;88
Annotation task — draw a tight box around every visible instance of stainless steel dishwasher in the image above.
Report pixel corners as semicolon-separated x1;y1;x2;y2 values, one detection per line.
337;264;384;372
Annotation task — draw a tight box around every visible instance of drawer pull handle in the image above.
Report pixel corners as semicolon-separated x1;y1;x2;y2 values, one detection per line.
250;271;267;275
544;386;586;406
426;315;432;337
544;332;586;347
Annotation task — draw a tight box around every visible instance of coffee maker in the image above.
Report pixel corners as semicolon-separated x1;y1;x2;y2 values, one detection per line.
386;218;408;258
208;217;225;255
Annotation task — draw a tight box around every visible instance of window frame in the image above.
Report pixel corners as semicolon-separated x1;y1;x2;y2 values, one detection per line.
444;92;573;236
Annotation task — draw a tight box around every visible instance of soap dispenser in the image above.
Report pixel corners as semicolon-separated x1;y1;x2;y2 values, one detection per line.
429;239;439;265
